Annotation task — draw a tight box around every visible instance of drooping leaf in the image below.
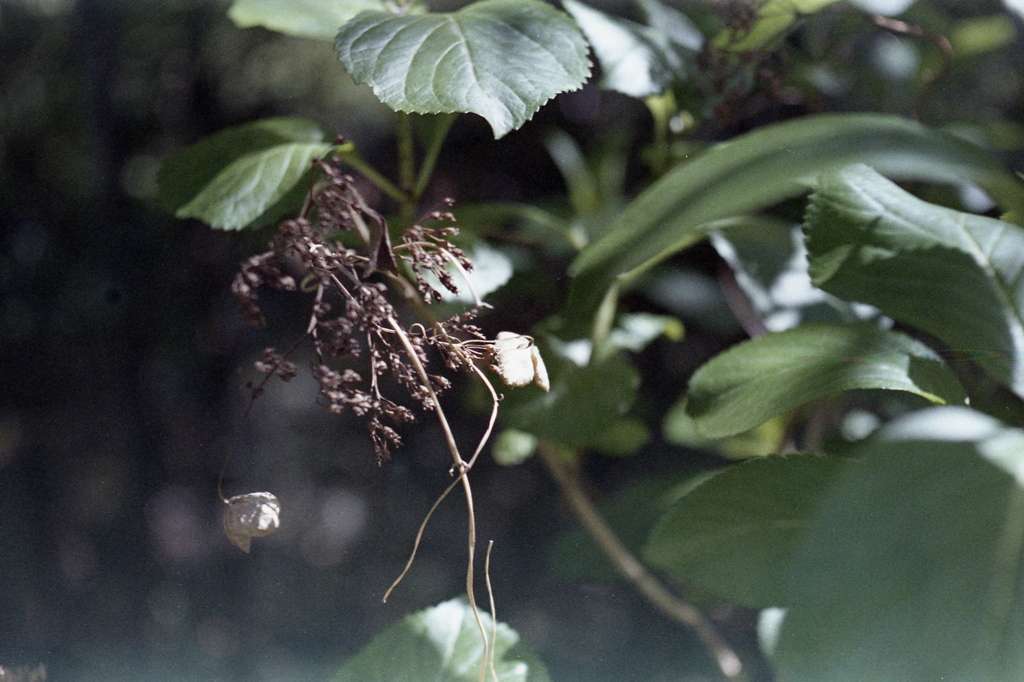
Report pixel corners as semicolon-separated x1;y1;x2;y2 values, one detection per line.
332;597;550;682
713;0;841;51
568;113;1024;315
804;164;1024;398
562;0;696;98
158;117;335;230
685;322;966;438
227;0;389;41
334;0;591;138
644;454;845;607
774;408;1024;681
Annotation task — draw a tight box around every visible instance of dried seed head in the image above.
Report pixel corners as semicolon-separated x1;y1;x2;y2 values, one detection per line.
224;492;281;553
491;332;550;392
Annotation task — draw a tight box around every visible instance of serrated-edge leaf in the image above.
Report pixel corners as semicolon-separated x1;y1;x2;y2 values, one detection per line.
334;0;591;138
686;322;966;438
805;164;1024;398
644;454;845;607
228;0;387;41
332;597;549;682
568;113;1024;314
158;117;327;213
176;142;332;230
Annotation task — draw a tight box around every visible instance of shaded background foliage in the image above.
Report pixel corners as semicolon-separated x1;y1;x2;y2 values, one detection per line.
1;0;1022;680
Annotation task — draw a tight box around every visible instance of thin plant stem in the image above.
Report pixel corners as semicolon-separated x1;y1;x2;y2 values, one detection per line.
382;475;462;602
387;316;466;470
485;540;499;682
397;112;416;197
537;442;749;682
334;148;406;203
414;113;458;199
384;314;495;677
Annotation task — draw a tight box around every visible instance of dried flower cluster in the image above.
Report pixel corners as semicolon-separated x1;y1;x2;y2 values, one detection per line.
232;158;487;462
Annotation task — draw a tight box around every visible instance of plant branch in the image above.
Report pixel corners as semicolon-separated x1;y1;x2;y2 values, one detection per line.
387;315;466;470
414;113;458;199
334;147;406;203
536;441;748;682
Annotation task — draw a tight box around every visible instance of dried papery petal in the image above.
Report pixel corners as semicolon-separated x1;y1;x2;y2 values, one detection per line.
491;332;550;391
224;492;281;553
530;343;550;392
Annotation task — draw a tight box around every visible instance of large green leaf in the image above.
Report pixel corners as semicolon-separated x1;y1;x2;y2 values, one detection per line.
775;408;1024;681
644;454;845;607
334;0;591;138
332;597;550;682
158;117;334;230
685;322;966;438
805;163;1024;399
228;0;388;41
562;0;697;98
568;113;1024;314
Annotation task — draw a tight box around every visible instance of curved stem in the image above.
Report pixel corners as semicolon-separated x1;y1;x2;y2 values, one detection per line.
537;442;748;681
387;315;466;470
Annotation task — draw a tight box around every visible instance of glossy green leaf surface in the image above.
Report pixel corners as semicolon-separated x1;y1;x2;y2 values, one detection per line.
228;0;387;41
158;117;333;230
332;597;550;682
805;163;1024;399
562;0;693;98
775;410;1024;680
335;0;591;138
644;454;845;607
569;114;1024;313
686;322;966;438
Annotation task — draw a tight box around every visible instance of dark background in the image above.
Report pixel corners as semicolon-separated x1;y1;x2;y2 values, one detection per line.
1;0;1021;680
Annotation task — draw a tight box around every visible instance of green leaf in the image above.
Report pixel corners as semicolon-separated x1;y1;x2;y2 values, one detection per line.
334;0;591;138
775;409;1024;681
501;344;640;448
663;401;786;459
562;0;694;98
644;454;845;607
332;597;550;682
568;113;1024;314
158;117;334;230
685;322;966;438
805;164;1024;398
712;0;841;51
228;0;388;41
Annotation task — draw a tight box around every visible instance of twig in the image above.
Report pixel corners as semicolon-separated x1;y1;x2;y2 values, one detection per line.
870;15;953;122
537;442;748;681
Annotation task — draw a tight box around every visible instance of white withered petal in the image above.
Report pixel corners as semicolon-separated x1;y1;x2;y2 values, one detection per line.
224;492;281;553
491;332;550;392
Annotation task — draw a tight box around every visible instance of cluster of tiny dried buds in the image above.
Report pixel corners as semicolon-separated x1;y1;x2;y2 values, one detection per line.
231;158;502;463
